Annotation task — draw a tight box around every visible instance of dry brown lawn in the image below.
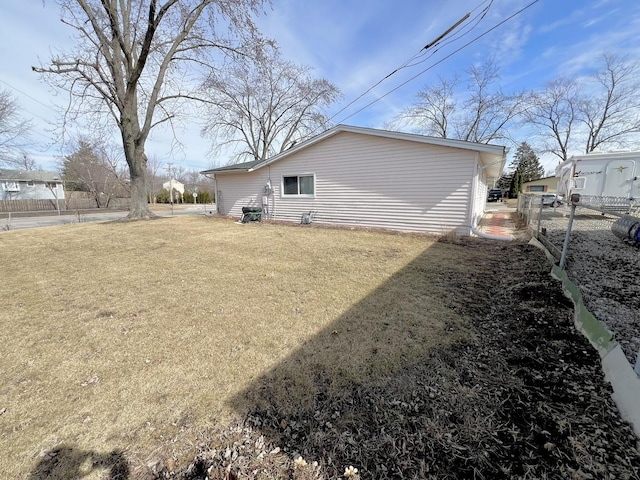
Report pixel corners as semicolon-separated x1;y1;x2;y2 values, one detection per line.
0;216;467;479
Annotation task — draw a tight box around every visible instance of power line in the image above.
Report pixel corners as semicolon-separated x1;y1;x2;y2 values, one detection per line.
324;0;495;127
402;1;494;69
424;12;471;50
326;13;476;125
0;78;63;143
335;0;541;125
0;78;58;113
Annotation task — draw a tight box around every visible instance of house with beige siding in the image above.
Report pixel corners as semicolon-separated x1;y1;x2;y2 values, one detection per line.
202;125;506;235
522;176;558;193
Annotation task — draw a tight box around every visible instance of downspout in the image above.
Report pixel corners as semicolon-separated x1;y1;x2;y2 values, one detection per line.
467;152;480;237
213;174;218;214
268;165;275;219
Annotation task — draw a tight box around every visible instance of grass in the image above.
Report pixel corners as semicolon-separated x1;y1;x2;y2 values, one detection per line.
0;216;473;479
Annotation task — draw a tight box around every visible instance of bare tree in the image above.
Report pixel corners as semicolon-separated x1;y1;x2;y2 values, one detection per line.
579;54;640;153
201;47;341;163
395;59;524;144
62;136;128;207
144;155;164;202
33;0;266;219
521;78;579;163
6;153;40;171
182;169;203;191
522;55;640;162
0;89;32;166
456;60;526;144
170;164;189;183
20;154;39;171
397;76;457;138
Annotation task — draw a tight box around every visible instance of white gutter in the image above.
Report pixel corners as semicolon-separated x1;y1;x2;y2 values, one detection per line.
479;157;505;171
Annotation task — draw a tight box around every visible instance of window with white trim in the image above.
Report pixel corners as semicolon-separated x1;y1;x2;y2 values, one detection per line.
282;174;315;196
3;182;20;192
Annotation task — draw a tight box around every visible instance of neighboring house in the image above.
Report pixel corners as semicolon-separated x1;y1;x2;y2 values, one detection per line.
163;178;185;194
201;125;506;235
522;176;558;194
162;179;185;202
0;169;65;201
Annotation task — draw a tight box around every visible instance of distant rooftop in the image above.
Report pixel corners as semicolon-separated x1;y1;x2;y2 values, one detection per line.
0;169;62;182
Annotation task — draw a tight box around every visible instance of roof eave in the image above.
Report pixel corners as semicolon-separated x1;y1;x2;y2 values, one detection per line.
201;125;508;175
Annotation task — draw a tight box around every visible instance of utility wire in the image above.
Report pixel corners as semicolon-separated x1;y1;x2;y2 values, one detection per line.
335;0;540;125
0;77;62;138
324;0;494;126
424;12;471;50
325;8;490;125
0;78;58;113
403;1;493;69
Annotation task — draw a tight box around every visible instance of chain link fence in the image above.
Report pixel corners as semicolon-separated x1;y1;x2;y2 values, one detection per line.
517;193;640;373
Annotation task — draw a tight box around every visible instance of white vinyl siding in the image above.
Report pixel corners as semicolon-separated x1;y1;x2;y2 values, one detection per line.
214;171;266;217
216;131;480;234
0;181;64;201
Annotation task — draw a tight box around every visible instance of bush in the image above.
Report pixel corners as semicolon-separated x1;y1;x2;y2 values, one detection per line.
197;190;212;203
151;188;213;204
154;188;171;203
184;190;213;204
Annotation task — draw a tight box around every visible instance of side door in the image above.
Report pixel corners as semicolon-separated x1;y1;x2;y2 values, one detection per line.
603;160;636;198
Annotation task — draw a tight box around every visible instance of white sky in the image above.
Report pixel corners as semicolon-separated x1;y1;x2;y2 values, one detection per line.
0;0;638;173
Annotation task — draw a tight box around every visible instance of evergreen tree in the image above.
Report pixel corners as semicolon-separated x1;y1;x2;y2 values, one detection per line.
508;170;524;199
496;174;512;192
511;142;545;183
505;142;544;198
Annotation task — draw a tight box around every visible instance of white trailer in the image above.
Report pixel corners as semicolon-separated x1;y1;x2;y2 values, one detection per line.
556;151;640;200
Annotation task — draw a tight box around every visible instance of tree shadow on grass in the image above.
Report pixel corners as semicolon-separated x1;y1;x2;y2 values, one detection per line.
218;240;640;479
29;444;129;480
226;242;492;478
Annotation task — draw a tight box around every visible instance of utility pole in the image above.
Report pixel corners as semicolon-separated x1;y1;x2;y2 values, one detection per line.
166;163;173;205
166;162;174;215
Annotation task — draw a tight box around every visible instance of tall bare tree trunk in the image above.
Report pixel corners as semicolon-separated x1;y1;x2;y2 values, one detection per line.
128;150;152;219
122;130;153;219
121;95;153;219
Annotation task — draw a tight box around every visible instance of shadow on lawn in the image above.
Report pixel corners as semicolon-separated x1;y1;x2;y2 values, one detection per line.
29;444;129;480
227;241;488;478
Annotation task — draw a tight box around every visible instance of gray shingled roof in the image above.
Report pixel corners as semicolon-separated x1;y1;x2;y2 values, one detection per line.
200;125;506;178
200;159;263;174
0;169;62;182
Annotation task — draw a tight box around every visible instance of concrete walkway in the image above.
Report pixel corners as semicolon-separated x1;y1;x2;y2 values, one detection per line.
477;203;520;238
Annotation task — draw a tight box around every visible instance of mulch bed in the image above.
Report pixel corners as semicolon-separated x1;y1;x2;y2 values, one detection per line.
153;241;639;480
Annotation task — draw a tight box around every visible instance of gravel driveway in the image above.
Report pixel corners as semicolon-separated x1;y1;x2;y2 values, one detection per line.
538;208;640;367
